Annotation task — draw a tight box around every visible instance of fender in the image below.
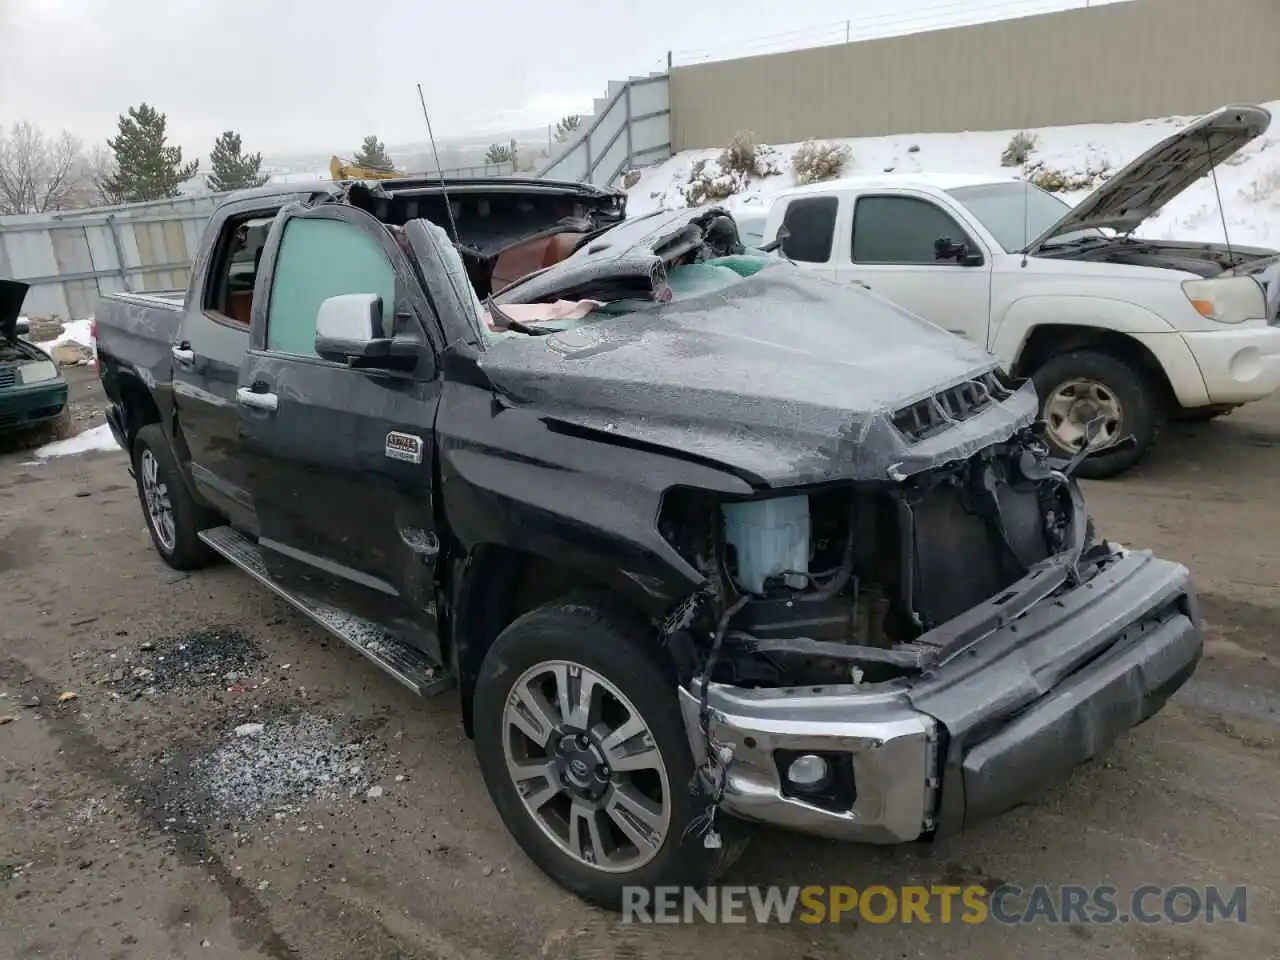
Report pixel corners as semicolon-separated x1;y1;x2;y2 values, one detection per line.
436;379;754;618
990;295;1176;369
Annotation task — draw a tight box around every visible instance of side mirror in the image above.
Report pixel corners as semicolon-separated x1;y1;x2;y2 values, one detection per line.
934;236;984;267
314;293;418;370
760;224;791;255
14;318;30;337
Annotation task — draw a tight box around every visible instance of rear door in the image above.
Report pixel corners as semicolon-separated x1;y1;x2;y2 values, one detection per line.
237;203;445;659
171;199;281;531
835;192;993;344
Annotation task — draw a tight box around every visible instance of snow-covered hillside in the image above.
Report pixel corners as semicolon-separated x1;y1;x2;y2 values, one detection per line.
623;104;1280;248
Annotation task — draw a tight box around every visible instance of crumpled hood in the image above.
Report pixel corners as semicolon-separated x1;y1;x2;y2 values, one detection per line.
478;264;1038;487
1;279;29;343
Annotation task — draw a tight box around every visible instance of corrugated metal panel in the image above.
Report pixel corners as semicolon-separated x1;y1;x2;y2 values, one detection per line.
670;0;1280;149
0;161;517;319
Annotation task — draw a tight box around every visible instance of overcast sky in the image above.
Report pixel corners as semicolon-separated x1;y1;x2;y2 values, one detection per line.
2;0;1120;159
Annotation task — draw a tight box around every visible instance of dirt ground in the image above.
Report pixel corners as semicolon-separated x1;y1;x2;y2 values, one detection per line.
1;365;1277;960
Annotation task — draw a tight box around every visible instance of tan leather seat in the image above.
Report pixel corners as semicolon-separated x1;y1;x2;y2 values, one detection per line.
491;232;586;293
227;290;253;325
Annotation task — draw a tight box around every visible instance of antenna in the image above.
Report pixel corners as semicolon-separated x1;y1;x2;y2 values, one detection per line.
1019;114;1032;268
1204;130;1234;263
416;82;461;245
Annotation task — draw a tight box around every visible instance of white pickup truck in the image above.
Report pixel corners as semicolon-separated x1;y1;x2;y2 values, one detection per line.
758;105;1280;477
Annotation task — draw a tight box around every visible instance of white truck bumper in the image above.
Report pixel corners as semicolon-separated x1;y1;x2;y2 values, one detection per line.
1182;325;1280;405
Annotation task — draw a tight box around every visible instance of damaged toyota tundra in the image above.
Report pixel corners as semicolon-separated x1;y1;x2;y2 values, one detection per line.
94;175;1203;908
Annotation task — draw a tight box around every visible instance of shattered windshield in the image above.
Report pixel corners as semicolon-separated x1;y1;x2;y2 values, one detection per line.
947;182;1103;252
487;255;775;337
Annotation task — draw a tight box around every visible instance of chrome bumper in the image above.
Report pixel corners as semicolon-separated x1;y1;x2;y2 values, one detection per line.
679;550;1202;844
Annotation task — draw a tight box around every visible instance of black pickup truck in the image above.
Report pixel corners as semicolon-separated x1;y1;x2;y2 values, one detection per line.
95;174;1203;908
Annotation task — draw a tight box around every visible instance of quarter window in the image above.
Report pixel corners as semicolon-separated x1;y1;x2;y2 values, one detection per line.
852;196;976;265
780;196;838;263
266;218;396;357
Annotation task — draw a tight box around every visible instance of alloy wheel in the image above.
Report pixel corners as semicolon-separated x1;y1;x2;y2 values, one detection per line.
501;659;672;873
139;448;176;552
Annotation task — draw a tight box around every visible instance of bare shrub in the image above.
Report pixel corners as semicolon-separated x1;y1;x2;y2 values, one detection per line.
620;168;642;189
1025;160;1112;193
682;132;782;206
718;130;779;178
1001;131;1039;168
1239;169;1280;204
791;140;851;185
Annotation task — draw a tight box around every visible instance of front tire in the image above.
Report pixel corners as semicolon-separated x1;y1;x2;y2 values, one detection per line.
132;424;219;570
472;600;746;909
1031;350;1161;479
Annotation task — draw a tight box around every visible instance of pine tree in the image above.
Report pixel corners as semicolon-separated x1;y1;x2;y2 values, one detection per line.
353;135;394;172
485;139;517;166
101;103;198;202
554;115;582;142
206;130;268;192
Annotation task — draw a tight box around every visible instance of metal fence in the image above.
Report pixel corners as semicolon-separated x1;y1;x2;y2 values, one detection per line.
666;0;1132;67
667;0;1280;149
1;194;223;319
538;74;672;187
1;163;517;320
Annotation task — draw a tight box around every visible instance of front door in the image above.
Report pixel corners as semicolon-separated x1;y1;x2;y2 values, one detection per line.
237;204;444;660
836;193;993;345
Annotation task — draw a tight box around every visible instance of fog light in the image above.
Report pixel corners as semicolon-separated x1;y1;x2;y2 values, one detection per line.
786;754;830;789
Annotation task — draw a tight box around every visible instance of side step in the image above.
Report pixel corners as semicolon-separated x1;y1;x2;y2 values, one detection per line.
198;525;455;698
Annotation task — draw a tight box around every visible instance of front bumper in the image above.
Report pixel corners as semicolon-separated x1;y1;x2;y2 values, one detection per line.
0;380;68;432
679;548;1201;843
1181;324;1280;405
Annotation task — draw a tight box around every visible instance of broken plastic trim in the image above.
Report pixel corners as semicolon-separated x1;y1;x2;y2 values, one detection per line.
725;632;933;670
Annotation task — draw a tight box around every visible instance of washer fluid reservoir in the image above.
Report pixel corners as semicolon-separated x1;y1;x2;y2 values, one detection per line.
720;496;810;594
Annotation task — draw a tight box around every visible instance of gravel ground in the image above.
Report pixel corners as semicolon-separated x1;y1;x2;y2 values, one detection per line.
1;365;1277;960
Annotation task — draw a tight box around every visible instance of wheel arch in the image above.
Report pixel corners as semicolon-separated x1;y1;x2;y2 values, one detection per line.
1010;323;1176;411
116;371;162;446
448;544;678;737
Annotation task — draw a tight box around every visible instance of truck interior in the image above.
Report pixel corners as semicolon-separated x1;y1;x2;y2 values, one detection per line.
204;215;273;325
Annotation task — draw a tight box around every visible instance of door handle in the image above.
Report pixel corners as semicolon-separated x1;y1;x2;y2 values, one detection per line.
236;387;278;412
172;346;195;365
852;280;871;290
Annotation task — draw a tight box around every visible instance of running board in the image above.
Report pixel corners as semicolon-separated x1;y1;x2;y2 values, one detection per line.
198;525;455;698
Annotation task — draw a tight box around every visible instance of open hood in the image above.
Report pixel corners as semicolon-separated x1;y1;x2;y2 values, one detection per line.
1;278;30;343
1026;104;1271;252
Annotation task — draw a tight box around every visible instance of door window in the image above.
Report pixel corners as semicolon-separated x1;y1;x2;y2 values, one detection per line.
266;218;396;357
780;196;838;263
851;196;976;265
203;213;275;326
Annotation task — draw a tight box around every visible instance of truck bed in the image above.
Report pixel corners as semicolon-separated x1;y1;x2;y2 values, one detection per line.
94;290;188;419
111;290;186;312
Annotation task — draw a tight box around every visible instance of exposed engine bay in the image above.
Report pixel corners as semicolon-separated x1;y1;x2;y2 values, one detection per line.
659;426;1113;691
1037;236;1278;278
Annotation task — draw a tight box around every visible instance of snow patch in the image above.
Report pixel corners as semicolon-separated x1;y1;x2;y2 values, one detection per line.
35;424;119;459
43;317;95;350
623;103;1280;249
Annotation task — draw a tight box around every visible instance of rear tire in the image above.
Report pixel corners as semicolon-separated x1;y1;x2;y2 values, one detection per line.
131;424;219;570
1031;350;1161;479
472;599;748;909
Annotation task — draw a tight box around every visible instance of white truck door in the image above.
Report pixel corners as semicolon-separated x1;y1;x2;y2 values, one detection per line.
834;192;993;345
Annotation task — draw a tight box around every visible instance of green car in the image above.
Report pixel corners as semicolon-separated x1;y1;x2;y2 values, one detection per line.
1;279;69;437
